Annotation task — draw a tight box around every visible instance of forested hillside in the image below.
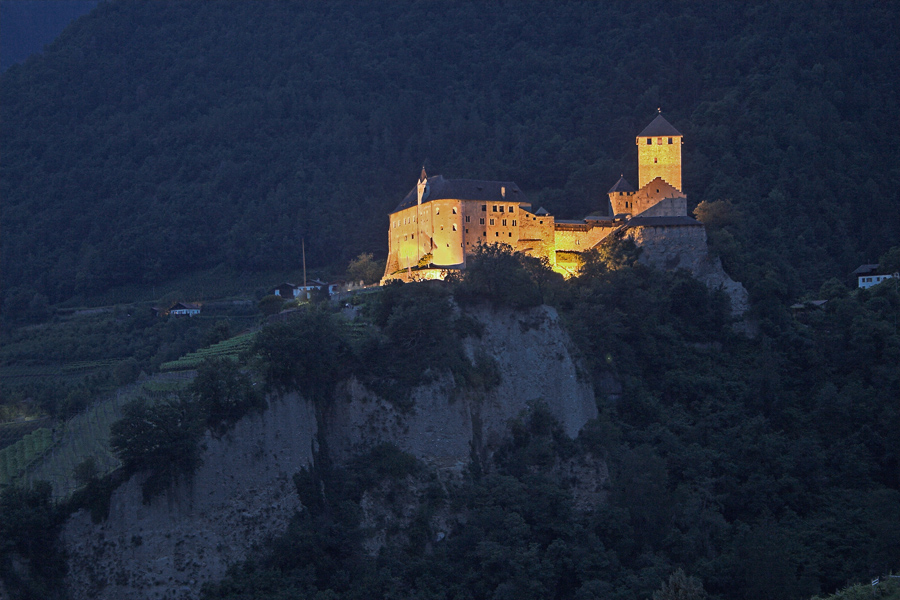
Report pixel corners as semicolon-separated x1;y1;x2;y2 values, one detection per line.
2;1;898;310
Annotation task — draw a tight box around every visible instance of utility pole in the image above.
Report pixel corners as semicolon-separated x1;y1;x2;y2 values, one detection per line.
302;238;307;300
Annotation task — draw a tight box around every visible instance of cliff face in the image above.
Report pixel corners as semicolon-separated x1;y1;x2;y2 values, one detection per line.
627;224;750;315
63;304;599;600
63;396;317;600
326;305;597;469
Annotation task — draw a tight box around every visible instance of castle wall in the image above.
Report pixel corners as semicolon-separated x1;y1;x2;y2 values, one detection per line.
554;222;618;253
640;196;687;217
609;190;635;216
516;211;556;264
430;199;464;266
631;177;685;216
638;134;682;191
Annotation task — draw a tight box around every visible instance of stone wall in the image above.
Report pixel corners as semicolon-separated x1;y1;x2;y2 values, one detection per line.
627;224;750;314
554;222;617;254
63;395;317;600
640;196;686;217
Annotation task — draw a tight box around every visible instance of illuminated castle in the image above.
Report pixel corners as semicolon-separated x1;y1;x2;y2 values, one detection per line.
383;112;704;281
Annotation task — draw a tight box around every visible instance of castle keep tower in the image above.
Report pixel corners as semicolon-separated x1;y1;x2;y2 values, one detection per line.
637;111;683;192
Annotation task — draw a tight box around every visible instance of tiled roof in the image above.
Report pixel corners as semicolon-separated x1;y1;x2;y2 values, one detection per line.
392;175;526;213
608;175;635;193
852;264;880;275
623;215;702;229
638;114;682;137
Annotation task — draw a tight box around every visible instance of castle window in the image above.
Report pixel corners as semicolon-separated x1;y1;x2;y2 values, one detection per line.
481;205;487;211
452;207;457;214
435;208;439;215
483;232;487;236
440;226;444;231
452;224;457;231
495;232;499;237
493;205;498;212
465;228;469;233
668;137;673;144
508;232;512;237
411;234;414;239
657;137;662;144
539;220;543;224
499;206;504;213
512;220;517;226
480;218;484;225
509;206;514;212
502;219;507;226
465;215;470;222
490;219;494;225
654;158;658;163
647;138;652;145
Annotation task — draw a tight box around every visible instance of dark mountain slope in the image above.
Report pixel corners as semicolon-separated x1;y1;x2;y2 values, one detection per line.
2;1;898;306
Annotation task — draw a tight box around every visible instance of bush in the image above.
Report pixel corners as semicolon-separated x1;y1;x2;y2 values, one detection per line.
110;396;205;502
251;309;351;402
453;243;543;308
189;357;264;435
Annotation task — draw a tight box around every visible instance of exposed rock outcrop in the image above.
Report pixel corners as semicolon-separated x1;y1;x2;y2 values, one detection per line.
326;305;597;469
63;396;317;600
63;304;600;600
627;224;750;315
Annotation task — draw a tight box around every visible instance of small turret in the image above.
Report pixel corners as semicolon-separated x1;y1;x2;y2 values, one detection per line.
608;174;636;216
416;167;428;205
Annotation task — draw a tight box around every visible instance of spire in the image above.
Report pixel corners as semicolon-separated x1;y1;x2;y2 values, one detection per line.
638;113;682;137
417;167;428;205
608;175;635;194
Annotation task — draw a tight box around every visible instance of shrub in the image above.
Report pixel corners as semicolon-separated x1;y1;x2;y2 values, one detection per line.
189;357;264;435
110;396;205;502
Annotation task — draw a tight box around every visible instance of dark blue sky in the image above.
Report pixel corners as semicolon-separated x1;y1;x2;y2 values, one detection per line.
1;0;97;70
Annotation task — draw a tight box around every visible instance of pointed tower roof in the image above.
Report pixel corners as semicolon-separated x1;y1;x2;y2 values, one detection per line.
419;166;427;181
608;175;635;193
638;113;682;137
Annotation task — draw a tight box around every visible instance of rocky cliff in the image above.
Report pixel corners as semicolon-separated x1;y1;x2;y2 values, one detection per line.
627;223;750;315
63;396;317;600
62;304;599;600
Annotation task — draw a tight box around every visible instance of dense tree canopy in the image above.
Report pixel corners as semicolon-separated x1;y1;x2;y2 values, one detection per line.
2;1;898;309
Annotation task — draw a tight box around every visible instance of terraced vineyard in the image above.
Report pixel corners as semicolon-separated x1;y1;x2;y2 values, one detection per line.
17;372;194;499
160;330;257;372
0;427;54;486
0;358;125;384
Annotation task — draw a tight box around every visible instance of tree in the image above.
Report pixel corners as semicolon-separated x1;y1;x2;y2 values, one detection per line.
0;482;67;599
652;569;708;600
579;237;642;277
251;310;350;402
110;396;205;502
258;294;286;316
347;252;384;285
879;246;900;273
454;243;542;308
190;357;264;435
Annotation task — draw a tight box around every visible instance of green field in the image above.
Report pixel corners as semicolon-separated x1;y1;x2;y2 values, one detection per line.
15;372;195;499
160;331;257;371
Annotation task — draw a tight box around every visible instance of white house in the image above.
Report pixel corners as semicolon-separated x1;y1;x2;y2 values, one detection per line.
854;264;898;289
169;302;201;316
